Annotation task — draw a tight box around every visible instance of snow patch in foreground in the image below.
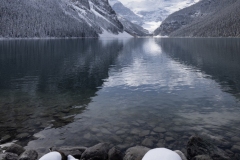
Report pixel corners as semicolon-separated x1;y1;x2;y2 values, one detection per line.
99;29;132;38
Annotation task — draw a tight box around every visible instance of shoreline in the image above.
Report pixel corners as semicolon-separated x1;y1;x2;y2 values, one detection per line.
0;136;237;160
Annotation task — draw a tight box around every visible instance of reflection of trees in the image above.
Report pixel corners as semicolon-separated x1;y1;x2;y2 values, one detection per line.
0;39;123;143
158;38;240;97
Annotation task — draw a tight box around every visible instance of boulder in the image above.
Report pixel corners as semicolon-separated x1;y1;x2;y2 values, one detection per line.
52;146;87;159
18;150;38;160
192;155;213;160
1;152;18;160
123;146;150;160
81;143;111;160
174;150;187;160
0;135;12;144
6;144;25;156
187;136;230;160
108;147;123;160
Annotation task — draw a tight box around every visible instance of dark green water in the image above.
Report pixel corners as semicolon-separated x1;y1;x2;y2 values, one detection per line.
0;38;240;157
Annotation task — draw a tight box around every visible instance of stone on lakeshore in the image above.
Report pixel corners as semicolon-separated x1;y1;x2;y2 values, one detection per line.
0;135;11;144
231;136;240;142
81;143;110;160
108;147;123;160
187;136;230;160
101;128;112;135
1;152;18;160
136;120;145;124
52;146;87;159
83;133;92;140
130;129;140;135
123;146;150;160
6;144;26;156
165;137;175;143
112;136;122;143
16;133;30;139
18;150;38;160
91;128;99;133
156;141;164;148
192;155;213;160
153;127;166;133
116;130;126;135
141;138;154;148
139;130;150;137
171;127;185;132
231;145;240;153
174;150;187;160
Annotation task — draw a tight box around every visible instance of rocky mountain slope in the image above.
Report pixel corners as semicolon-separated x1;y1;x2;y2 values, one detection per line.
117;16;151;37
109;0;143;26
0;0;130;38
154;0;240;37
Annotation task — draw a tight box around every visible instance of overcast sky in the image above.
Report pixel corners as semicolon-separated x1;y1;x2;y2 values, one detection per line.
118;0;141;5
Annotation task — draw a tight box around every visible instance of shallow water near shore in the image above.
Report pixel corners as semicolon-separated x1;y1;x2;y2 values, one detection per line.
0;38;240;157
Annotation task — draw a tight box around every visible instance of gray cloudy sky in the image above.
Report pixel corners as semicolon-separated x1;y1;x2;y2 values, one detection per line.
118;0;142;5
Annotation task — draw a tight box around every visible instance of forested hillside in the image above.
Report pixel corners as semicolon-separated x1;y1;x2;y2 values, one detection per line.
0;0;125;38
154;0;240;37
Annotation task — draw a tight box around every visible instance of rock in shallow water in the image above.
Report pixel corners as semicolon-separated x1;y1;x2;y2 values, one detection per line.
187;136;230;160
18;150;38;160
81;143;110;160
6;144;25;156
153;127;166;133
52;146;87;159
123;146;150;160
141;138;154;148
0;135;12;144
1;152;18;160
16;133;30;139
108;147;123;160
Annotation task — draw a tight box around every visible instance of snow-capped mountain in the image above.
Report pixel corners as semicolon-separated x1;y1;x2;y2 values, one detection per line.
0;0;131;38
117;16;151;37
109;0;143;26
117;0;200;32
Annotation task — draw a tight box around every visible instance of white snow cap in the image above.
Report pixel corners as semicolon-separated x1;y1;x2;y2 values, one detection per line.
39;151;79;160
142;148;182;160
39;152;62;160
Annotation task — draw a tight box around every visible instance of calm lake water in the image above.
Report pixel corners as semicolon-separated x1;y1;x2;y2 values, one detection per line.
0;38;240;157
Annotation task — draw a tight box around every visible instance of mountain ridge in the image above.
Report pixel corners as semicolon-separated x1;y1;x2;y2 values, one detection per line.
154;0;240;37
0;0;132;38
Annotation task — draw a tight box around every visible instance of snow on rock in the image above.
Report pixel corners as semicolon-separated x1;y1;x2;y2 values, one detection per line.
100;29;132;38
142;148;182;160
39;152;62;160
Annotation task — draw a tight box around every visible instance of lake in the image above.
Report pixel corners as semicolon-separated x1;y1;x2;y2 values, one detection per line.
0;38;240;157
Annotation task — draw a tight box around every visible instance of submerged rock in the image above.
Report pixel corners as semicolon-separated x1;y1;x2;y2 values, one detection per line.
16;133;30;139
153;127;166;133
174;150;187;160
1;152;18;160
18;150;38;160
123;146;150;160
52;146;87;159
192;155;213;160
108;147;123;160
81;143;110;160
187;136;230;160
0;135;12;144
6;144;25;156
141;138;154;148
